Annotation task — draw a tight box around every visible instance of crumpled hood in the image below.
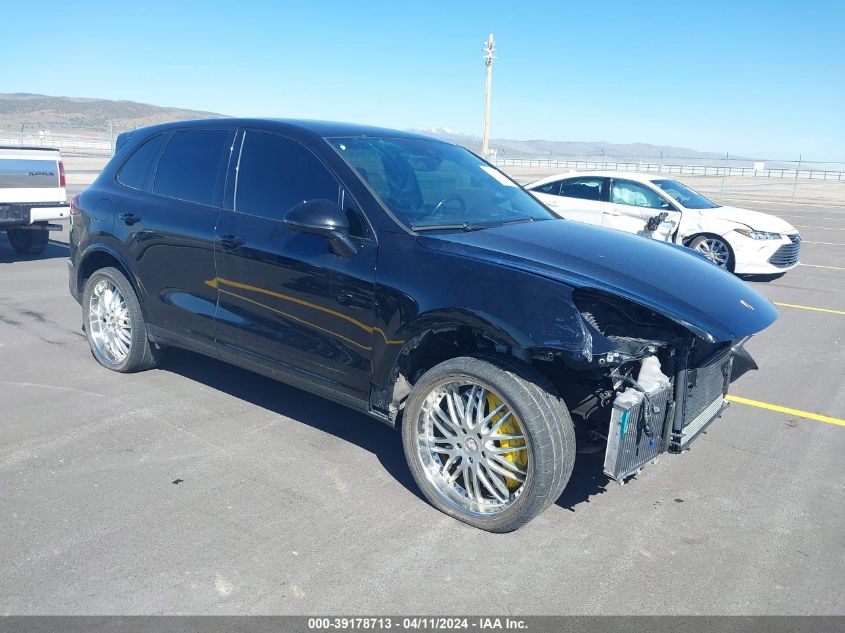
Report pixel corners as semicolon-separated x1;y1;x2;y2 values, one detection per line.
705;206;797;234
420;219;777;342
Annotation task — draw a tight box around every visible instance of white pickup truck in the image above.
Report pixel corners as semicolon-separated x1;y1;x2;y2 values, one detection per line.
0;146;71;254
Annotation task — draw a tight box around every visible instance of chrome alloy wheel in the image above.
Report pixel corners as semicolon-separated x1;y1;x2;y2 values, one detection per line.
694;237;731;267
415;381;530;516
88;279;132;365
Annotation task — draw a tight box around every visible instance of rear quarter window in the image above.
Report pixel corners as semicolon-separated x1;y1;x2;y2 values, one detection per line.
531;181;562;195
153;130;231;206
561;177;604;201
117;134;166;190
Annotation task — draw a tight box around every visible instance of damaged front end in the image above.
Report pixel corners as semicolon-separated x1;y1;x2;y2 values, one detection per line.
552;289;748;482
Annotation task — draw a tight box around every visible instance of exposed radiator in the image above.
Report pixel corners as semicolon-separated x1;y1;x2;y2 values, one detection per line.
674;346;733;448
604;382;673;481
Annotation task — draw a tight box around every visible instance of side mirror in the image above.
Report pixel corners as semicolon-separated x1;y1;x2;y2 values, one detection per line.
283;199;357;257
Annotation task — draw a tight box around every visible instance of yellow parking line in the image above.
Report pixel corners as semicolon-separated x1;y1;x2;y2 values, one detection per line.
726;396;845;427
774;302;845;315
799;263;845;270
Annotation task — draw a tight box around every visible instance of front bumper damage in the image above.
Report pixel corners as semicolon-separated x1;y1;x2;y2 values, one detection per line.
602;340;746;482
559;289;761;483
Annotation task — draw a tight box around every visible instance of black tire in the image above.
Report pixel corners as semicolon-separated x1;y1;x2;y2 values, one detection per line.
401;355;576;532
7;229;49;255
82;267;163;373
477;354;576;511
688;234;735;271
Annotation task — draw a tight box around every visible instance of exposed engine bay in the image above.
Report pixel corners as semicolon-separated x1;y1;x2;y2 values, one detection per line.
559;289;737;481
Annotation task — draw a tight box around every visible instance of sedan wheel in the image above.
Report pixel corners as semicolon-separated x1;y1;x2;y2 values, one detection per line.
690;235;733;270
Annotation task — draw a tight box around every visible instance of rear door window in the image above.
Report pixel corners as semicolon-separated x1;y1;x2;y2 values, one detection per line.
153;130;231;206
560;177;605;201
235;131;340;220
531;180;562;195
117;134;166;190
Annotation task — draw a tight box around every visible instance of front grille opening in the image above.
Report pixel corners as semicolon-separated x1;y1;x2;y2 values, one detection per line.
768;241;800;268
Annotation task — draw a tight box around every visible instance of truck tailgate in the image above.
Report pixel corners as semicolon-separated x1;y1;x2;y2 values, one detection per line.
0;147;66;204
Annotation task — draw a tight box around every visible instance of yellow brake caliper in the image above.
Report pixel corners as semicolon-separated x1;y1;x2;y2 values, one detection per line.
485;393;527;490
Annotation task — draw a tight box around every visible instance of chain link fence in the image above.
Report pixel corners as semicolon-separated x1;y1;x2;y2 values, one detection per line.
492;156;845;182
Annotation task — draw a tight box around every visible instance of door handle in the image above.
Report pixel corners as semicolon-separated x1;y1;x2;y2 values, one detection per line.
119;212;141;225
219;234;245;251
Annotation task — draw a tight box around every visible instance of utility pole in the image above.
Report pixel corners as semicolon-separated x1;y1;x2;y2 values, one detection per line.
481;33;496;160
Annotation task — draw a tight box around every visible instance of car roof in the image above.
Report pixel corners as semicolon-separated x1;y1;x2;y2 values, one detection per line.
527;170;670;187
122;117;444;143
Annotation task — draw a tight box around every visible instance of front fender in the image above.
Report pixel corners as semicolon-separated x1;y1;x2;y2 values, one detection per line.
680;216;745;243
370;268;592;391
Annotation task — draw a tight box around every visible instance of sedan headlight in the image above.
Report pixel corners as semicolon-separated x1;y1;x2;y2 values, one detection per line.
735;228;782;240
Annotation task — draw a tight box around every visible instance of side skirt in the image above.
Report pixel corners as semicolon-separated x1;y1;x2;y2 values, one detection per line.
147;324;389;425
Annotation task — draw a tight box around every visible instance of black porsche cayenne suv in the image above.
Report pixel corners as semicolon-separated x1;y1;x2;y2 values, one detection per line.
68;119;776;531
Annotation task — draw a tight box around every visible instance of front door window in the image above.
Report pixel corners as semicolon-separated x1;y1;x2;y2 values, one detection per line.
610;180;669;209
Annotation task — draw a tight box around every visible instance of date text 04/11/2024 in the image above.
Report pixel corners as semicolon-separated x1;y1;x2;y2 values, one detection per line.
307;617;528;630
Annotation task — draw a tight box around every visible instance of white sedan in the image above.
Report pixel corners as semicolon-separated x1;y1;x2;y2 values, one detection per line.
526;171;800;275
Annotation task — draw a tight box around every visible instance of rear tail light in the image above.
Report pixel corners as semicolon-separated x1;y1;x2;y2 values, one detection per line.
58;161;66;187
70;194;81;216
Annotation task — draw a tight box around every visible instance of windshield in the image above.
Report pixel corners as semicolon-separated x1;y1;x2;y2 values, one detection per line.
651;179;720;209
328;136;554;230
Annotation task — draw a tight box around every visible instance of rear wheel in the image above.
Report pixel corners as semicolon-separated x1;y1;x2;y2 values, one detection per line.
689;234;734;271
7;229;49;255
82;267;163;373
401;355;575;532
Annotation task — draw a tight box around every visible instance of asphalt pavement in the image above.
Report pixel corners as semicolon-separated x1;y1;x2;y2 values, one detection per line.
0;200;843;615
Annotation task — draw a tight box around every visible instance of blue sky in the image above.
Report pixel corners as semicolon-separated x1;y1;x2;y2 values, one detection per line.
1;0;843;160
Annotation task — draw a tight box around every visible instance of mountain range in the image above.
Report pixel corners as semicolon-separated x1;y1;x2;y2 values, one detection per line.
1;93;725;160
409;127;728;161
0;93;224;137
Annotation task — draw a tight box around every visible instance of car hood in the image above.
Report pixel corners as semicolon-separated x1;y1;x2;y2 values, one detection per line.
419;219;777;342
702;205;797;234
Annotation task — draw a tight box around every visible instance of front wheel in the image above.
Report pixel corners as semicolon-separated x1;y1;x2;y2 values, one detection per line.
7;229;49;254
689;234;734;271
401;356;575;532
82;267;163;373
